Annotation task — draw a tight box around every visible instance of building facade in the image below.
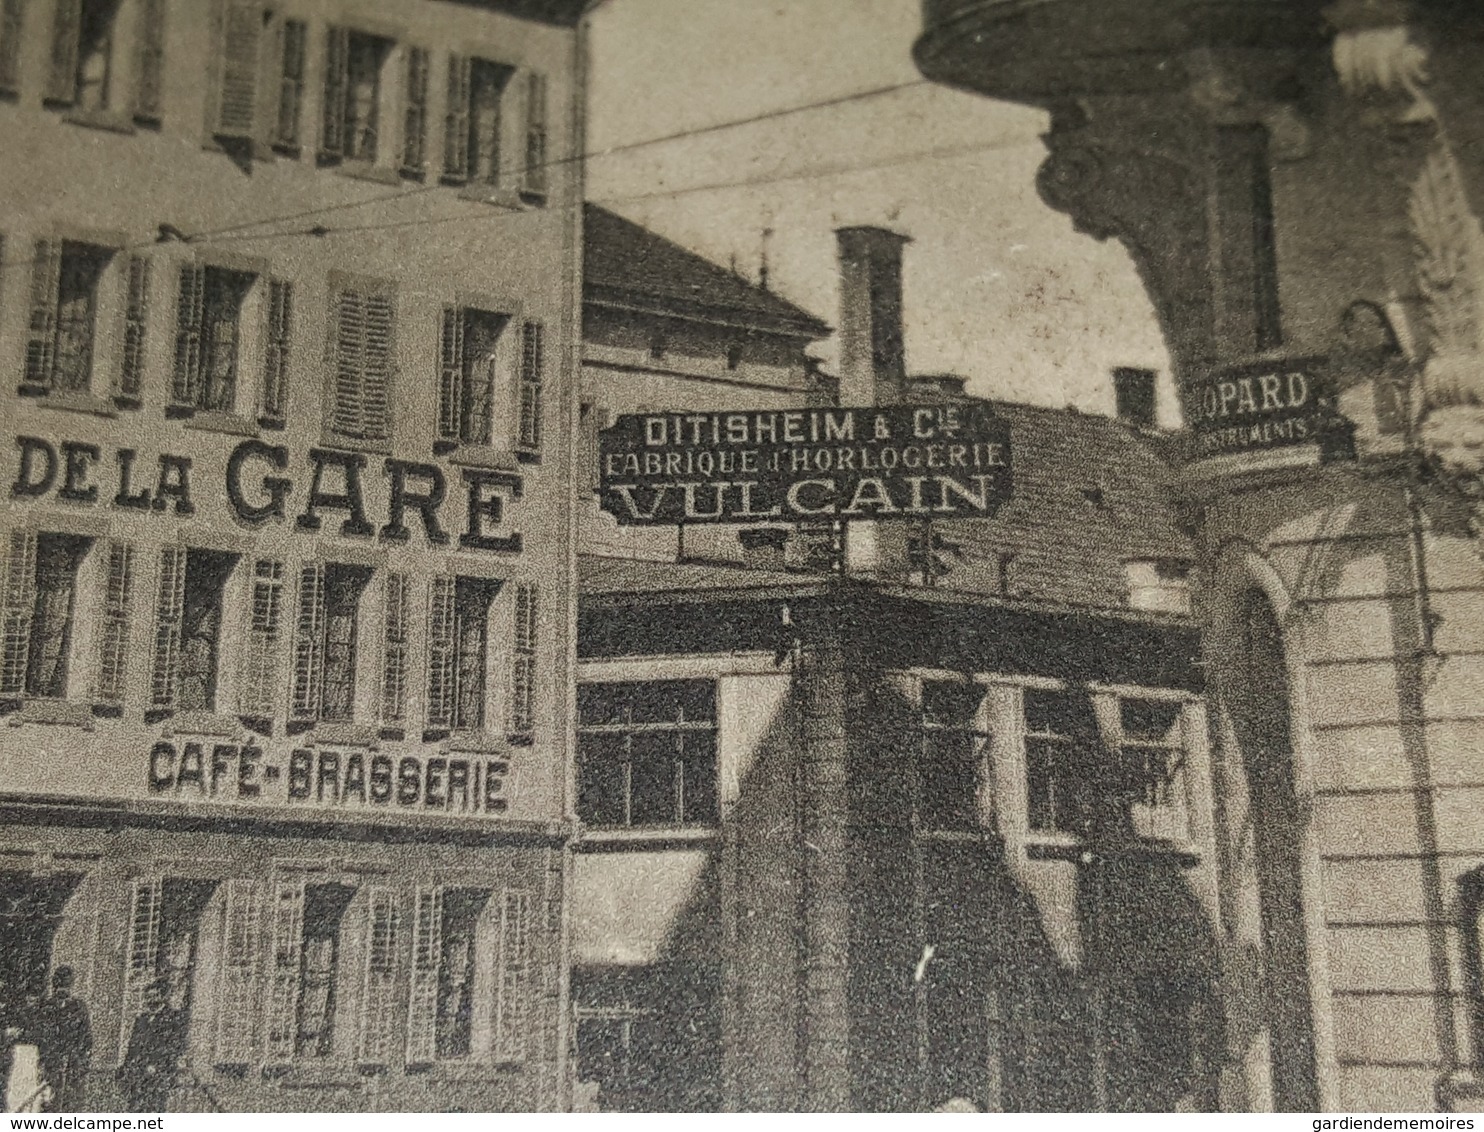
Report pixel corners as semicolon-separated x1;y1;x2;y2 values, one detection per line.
916;0;1484;1113
0;0;586;1111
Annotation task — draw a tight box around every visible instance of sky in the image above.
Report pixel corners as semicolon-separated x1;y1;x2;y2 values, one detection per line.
584;0;1179;424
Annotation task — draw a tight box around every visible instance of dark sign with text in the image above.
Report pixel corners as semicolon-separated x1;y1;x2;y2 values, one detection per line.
1182;356;1346;460
598;404;1012;525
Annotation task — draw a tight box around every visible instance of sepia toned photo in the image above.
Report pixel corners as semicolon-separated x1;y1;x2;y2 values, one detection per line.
0;0;1481;1116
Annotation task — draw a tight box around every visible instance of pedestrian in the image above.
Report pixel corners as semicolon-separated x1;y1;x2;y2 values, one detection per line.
118;979;185;1113
35;967;91;1112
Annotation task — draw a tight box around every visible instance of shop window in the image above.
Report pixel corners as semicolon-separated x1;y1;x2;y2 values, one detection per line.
265;881;355;1061
1;532;92;701
150;547;237;713
426;576;498;734
23;240;112;397
919;681;989;833
291;563;371;725
576;680;718;829
437;306;509;449
321;28;392;164
443;56;514;185
327;281;394;443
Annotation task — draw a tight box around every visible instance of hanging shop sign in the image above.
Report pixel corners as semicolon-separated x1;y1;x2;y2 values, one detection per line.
1182;356;1351;460
598;404;1013;525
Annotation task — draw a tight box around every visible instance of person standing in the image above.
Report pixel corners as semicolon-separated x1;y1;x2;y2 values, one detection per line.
35;968;91;1113
118;979;185;1113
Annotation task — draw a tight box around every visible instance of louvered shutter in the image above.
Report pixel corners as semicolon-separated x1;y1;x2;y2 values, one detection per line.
95;541;135;704
118;255;150;401
290;562;326;722
358;887;400;1063
508;583;536;740
401;47;429;176
215;879;263;1064
406;886;442;1064
273;19;306;149
262;278;292;423
24;241;61;392
264;880;305;1062
1;531;37;698
380;572;409;724
437;306;463;443
173;264;206;406
331;288;365;437
119;878;163;1052
425;577;455;730
517;320;543;454
45;0;80;104
362;293;392;441
133;0;165;122
442;55;470;180
320;26;349;160
0;0;24;95
150;546;187;709
240;558;284;717
521;72;548;200
494;890;531;1062
216;2;262;139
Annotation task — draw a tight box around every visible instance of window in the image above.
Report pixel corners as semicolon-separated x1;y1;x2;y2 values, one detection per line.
328;282;394;443
919;681;988;833
291;563;371;724
214;4;301;147
266;881;355;1062
151;547;237;713
94;540;135;705
437;306;508;449
577;680;718;828
1;0;26;96
321;27;391;163
120;877;215;1055
507;583;536;741
520;72;547;202
1116;698;1189;843
1024;688;1100;837
443;56;514;185
133;0;163;121
426;576;498;734
24;240;112;397
45;0;120;111
517;320;544;456
240;558;284;718
272;18;307;150
173;265;255;412
1;532;91;700
400;47;429;177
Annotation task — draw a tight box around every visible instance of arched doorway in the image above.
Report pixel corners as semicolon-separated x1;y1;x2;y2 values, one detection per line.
1229;590;1319;1111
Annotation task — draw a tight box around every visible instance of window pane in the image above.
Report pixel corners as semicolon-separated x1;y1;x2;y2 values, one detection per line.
680;732;718;825
1121;698;1181;745
435;889;488;1060
344;34;384;160
923;681;983;729
629;732;678;826
320;566;366;723
200;268;252;412
1026;737;1068;834
578;735;627;827
1024;688;1094;737
26;535;87;698
54;247;104;394
578;683;626;727
921;731;979;832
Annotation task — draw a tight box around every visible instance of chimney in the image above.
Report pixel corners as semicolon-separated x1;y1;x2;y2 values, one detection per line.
836;227;911;409
1113;367;1158;429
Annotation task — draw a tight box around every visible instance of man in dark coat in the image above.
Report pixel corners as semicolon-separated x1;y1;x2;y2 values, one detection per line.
118;979;185;1113
35;967;91;1112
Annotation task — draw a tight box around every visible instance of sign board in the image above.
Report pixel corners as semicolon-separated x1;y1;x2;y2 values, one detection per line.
1182;356;1349;460
598;404;1012;526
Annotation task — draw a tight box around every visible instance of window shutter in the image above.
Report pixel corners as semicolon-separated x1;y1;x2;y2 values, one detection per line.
0;0;24;95
331;288;365;437
320;25;349;160
401;47;429;176
118;255;150;401
150;545;187;710
45;0;80;104
240;558;284;718
406;886;442;1064
264;880;305;1063
172;264;205;406
24;240;62;393
119;878;163;1052
94;540;135;704
437;305;463;443
442;55;470;180
133;0;165;122
262;278;292;423
425;576;455;730
521;72;548;201
331;287;391;441
362;292;393;441
273;19;306;149
215;879;263;1064
291;562;326;722
358;887;400;1064
380;572;409;724
494;890;532;1062
217;2;263;139
1;530;38;698
517;320;543;454
508;582;536;740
